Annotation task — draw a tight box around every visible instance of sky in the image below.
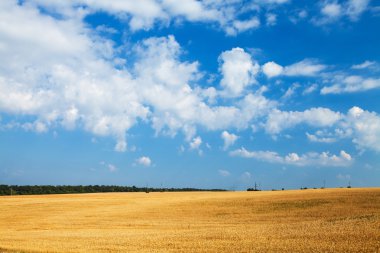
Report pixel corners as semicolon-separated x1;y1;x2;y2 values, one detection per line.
1;0;380;190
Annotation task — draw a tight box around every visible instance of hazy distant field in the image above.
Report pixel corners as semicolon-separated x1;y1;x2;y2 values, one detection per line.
0;188;379;253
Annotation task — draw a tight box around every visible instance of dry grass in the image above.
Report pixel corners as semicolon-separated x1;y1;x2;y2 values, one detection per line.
0;188;379;252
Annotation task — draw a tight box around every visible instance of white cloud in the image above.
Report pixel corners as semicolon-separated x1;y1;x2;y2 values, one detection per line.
299;10;308;18
115;139;127;152
26;0;275;35
62;106;79;130
162;0;220;22
265;106;380;153
229;17;260;35
303;84;318;95
306;132;336;143
132;35;202;139
0;1;150;152
231;148;283;163
221;131;239;150
21;121;48;133
133;38;274;138
0;1;278;152
345;106;380;152
282;83;300;99
321;76;380;94
189;136;202;150
107;164;117;172
289;9;308;23
351;60;376;69
262;59;326;78
1;0;379;159
315;0;369;24
284;59;326;77
19;0;369;35
265;107;342;134
321;3;342;18
230;147;352;167
218;169;230;177
346;0;370;20
254;0;289;4
262;61;283;78
136;156;152;167
219;48;259;97
266;13;277;26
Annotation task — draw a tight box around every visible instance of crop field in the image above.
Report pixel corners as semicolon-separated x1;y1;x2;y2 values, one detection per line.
0;188;379;253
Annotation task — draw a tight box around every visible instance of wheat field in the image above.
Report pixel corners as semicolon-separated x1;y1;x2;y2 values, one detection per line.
0;188;379;253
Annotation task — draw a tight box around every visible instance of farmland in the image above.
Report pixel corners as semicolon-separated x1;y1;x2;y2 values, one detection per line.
0;188;379;252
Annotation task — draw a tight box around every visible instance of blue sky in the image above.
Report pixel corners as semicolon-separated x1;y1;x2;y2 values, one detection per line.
1;0;380;190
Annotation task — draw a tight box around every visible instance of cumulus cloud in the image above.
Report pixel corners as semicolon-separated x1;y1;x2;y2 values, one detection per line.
14;0;368;35
265;107;342;134
0;1;280;152
1;0;379;159
321;76;380;94
228;17;260;35
262;59;326;78
346;0;371;20
345;106;380;152
306;132;336;143
0;1;150;152
315;0;370;24
284;59;326;77
230;147;352;167
136;156;152;167
255;0;290;4
189;136;202;150
351;60;376;69
321;2;343;19
133;38;274;138
262;61;283;78
219;48;259;97
265;106;380;153
162;0;220;22
25;0;290;35
221;131;239;150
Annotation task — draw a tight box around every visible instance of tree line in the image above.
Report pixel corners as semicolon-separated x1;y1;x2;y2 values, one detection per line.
0;185;226;195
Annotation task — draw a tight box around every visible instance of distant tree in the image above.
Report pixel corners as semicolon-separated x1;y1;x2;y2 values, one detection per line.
0;185;226;195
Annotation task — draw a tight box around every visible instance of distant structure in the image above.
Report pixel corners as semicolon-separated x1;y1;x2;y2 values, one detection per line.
320;179;326;189
247;182;261;191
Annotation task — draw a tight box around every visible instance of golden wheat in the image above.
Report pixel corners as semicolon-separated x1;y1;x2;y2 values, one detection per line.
0;188;379;252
